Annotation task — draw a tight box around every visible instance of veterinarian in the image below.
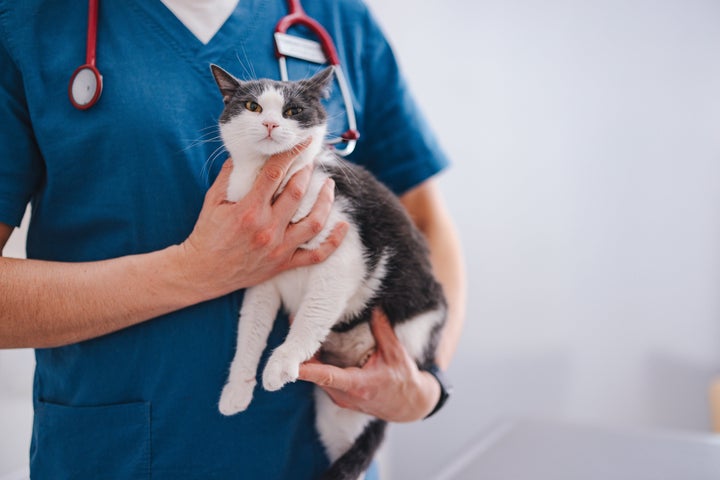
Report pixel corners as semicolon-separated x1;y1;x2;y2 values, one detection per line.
0;0;465;478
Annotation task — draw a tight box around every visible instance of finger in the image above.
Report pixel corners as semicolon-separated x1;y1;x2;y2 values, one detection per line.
285;177;335;244
319;388;354;410
253;140;310;203
287;221;348;269
298;361;356;392
302;354;321;364
272;164;314;223
205;159;234;205
369;308;404;363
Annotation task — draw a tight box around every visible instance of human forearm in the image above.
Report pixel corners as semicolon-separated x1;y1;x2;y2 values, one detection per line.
401;181;466;370
0;149;345;349
0;245;205;348
425;214;466;370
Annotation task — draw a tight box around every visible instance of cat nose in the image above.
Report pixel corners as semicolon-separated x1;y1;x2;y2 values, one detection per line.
263;121;279;135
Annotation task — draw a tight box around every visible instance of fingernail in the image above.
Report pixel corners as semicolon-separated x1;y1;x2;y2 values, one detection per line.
326;179;336;200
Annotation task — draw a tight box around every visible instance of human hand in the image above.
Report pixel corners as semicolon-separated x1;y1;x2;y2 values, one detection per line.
178;143;348;299
298;310;441;423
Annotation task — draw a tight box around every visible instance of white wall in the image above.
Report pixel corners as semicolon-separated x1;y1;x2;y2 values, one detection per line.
362;0;720;478
2;0;720;478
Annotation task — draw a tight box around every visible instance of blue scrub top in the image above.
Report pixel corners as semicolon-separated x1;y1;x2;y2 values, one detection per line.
0;0;448;478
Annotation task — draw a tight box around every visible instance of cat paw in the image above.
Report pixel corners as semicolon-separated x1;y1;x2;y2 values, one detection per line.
262;351;300;391
218;380;256;416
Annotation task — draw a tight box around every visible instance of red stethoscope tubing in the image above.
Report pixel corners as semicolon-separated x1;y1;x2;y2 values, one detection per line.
85;0;99;69
274;0;340;66
69;0;102;110
274;0;359;155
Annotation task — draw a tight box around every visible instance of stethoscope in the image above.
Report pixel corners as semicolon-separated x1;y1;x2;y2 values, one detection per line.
68;0;102;110
69;0;359;156
274;0;359;155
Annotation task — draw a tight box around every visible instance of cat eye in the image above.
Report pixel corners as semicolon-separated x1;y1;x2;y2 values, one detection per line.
244;101;262;113
284;106;303;117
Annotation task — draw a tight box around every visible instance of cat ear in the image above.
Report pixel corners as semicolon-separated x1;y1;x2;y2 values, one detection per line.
210;64;240;104
300;67;335;99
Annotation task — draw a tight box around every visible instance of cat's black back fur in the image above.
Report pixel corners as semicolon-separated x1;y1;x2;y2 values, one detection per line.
320;419;386;480
322;160;446;370
315;158;446;479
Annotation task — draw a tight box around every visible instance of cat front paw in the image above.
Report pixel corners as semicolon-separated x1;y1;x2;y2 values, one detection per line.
262;350;300;391
219;379;256;416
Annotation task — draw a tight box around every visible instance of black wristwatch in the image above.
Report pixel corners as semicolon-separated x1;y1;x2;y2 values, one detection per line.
423;364;452;419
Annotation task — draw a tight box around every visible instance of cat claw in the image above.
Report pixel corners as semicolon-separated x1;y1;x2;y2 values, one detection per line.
263;352;300;391
218;380;255;416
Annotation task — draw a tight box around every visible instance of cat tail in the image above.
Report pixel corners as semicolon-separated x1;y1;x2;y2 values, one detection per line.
320;419;387;480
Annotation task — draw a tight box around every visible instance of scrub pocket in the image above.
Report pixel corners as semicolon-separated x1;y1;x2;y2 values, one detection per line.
32;400;151;479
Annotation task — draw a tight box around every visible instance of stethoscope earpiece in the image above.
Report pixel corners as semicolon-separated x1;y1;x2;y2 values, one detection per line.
69;0;102;110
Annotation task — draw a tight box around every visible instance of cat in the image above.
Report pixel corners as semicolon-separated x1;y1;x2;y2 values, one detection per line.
211;64;447;480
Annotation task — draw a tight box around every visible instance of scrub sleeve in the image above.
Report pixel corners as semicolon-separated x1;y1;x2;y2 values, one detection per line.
0;28;43;227
0;1;449;478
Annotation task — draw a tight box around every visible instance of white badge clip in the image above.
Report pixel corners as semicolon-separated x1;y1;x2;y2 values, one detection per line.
274;32;327;64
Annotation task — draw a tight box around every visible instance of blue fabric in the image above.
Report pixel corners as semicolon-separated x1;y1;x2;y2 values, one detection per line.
365;461;380;480
0;0;449;478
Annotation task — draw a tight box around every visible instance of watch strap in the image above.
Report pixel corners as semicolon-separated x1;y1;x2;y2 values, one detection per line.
423;364;452;419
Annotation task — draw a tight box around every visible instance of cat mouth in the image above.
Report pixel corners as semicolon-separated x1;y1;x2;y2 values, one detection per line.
256;136;291;155
261;135;280;144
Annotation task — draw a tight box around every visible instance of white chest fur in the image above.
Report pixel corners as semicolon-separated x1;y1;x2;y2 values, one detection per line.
272;193;366;317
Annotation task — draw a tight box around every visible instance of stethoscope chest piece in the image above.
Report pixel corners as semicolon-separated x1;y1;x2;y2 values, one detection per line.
69;65;102;110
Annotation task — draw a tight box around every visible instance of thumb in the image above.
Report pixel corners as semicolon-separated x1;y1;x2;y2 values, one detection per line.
298;361;356;393
370;309;403;363
206;158;234;205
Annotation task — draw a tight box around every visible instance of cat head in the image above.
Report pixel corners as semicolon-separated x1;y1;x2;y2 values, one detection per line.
211;65;333;158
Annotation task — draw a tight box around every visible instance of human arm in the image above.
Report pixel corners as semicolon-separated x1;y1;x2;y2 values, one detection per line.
0;152;347;349
400;180;466;370
299;179;466;422
0;224;11;254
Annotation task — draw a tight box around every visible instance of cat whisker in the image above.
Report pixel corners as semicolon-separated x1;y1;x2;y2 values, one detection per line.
184;135;224;152
201;144;230;183
234;46;258;81
198;124;222;132
200;130;257;174
183;126;224;152
325;111;348;127
330;156;362;187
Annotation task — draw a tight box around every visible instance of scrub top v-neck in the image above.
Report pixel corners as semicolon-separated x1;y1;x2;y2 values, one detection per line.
159;0;240;44
0;0;449;478
131;0;264;67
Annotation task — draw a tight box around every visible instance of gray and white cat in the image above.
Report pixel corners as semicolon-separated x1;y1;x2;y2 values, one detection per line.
211;65;446;480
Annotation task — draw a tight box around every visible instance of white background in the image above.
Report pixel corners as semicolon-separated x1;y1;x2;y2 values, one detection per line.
365;0;720;477
2;0;720;478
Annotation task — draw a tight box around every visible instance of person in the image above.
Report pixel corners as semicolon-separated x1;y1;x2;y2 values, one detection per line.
0;0;466;478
